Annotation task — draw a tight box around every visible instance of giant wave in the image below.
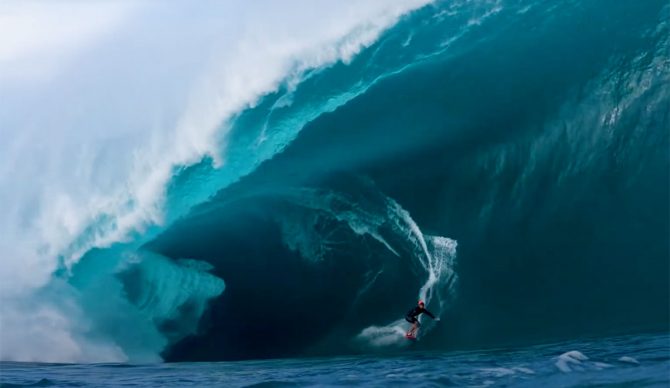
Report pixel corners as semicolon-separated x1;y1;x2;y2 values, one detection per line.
0;0;668;362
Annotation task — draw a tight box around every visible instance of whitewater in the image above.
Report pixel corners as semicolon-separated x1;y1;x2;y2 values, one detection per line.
1;0;668;385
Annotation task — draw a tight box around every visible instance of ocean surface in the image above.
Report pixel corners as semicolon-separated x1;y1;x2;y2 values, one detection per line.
1;0;669;386
1;333;668;387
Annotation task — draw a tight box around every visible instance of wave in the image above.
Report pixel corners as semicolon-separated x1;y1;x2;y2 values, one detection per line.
1;0;668;362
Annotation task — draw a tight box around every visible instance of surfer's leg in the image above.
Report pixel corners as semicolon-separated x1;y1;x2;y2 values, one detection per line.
405;316;415;335
411;321;420;336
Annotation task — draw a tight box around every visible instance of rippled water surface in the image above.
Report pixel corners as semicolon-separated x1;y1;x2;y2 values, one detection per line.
2;333;668;387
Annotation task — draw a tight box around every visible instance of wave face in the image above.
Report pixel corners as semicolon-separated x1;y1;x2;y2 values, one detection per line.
2;0;669;362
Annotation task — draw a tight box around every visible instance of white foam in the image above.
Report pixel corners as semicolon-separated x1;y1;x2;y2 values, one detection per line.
512;366;535;374
467;1;503;26
618;356;640;364
555;350;589;372
357;321;409;347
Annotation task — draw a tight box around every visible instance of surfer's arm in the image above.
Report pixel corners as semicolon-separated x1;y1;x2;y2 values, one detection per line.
424;309;436;319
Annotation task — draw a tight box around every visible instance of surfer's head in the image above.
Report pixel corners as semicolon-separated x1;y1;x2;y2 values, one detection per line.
418;300;425;307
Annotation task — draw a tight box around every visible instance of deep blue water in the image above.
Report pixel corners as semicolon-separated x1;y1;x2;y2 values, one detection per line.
1;333;668;387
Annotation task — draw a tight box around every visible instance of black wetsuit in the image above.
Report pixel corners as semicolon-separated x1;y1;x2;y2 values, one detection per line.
405;306;435;325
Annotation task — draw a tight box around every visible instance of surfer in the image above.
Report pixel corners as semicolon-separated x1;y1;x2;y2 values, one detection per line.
405;300;437;338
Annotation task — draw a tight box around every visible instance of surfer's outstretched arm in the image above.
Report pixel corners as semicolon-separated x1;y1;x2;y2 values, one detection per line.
424;309;436;319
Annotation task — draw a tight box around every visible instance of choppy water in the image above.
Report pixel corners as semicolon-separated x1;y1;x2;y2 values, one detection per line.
2;333;667;387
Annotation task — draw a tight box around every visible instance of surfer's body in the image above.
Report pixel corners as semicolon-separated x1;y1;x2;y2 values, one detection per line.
405;300;437;338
